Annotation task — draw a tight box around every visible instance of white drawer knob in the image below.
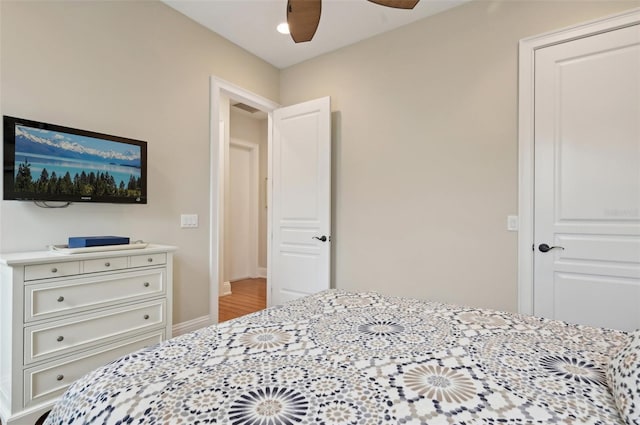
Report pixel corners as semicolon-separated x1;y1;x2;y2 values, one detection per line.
57;336;64;342
57;296;64;302
105;262;111;267
51;267;58;273
56;375;64;381
143;282;150;287
144;314;150;320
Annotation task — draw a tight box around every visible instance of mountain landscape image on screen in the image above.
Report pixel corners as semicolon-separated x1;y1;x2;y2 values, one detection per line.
13;125;142;199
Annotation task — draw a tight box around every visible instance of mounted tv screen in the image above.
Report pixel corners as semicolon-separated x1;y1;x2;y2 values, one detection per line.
3;116;147;204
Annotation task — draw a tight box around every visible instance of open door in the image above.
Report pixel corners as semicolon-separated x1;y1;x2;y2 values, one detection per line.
270;97;331;305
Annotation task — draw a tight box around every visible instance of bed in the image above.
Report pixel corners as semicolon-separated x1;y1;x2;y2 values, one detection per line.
45;290;638;424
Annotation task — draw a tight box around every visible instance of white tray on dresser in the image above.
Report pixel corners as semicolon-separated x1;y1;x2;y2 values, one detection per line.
0;244;177;425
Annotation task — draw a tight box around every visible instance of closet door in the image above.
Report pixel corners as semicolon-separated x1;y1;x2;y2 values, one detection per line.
533;24;640;331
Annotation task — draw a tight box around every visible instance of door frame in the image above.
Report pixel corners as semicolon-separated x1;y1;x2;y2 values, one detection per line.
209;76;279;324
228;138;260;284
517;8;640;315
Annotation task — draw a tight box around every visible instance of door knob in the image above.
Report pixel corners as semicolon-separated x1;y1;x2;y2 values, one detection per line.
313;235;328;242
539;243;564;253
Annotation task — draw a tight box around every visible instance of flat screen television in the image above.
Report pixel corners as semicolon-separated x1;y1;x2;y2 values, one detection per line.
3;116;147;204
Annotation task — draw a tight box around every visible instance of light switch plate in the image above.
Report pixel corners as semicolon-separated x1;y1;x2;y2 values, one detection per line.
180;214;199;228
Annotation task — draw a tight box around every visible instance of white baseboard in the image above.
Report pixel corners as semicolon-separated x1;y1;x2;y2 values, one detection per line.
231;276;249;281
257;267;267;279
220;281;232;296
172;315;211;337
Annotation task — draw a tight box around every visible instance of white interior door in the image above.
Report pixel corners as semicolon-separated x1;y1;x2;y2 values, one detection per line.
533;24;640;331
271;97;331;305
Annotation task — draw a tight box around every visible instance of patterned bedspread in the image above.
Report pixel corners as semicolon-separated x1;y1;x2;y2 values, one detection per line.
46;290;629;424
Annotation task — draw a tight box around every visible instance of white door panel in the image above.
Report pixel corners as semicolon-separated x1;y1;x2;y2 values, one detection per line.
278;253;323;303
555;234;640;265
534;24;640;331
272;97;331;305
553;273;640;330
280;117;321;218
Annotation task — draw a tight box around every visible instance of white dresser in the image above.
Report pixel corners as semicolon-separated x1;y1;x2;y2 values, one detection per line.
0;244;176;425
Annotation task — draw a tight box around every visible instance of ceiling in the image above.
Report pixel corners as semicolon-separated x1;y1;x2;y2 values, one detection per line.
163;0;469;69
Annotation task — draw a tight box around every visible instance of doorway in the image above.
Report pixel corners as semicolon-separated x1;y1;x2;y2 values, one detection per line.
209;78;332;325
227;138;260;286
209;77;279;324
218;109;268;322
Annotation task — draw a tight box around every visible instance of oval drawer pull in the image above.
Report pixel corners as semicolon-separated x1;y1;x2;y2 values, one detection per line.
105;262;111;267
143;282;150;287
51;267;58;273
56;374;64;381
147;258;153;263
144;314;150;320
57;336;64;342
57;296;65;302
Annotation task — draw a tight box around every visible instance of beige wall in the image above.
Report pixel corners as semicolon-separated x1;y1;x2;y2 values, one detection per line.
279;0;639;312
2;0;638;325
0;1;279;324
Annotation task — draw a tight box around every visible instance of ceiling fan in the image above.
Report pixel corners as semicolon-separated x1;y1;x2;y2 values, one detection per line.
287;0;420;43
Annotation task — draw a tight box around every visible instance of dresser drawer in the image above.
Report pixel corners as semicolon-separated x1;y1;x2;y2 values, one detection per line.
24;261;80;281
25;269;165;322
23;330;164;408
130;253;166;268
25;299;166;364
83;256;128;273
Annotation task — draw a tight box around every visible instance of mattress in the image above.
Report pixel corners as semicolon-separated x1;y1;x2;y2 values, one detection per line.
45;290;628;424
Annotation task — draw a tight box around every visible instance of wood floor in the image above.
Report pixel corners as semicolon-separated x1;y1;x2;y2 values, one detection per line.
218;278;266;322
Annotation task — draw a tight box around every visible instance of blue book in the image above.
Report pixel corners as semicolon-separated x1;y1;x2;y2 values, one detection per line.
68;236;130;248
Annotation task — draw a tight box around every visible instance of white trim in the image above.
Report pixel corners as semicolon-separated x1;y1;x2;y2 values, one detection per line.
172;315;211;336
221;281;232;296
266;109;274;308
230;276;255;282
210;76;279;325
257;267;267;279
517;8;640;315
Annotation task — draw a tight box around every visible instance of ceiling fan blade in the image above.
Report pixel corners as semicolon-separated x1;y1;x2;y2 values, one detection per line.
367;0;419;9
287;0;322;43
